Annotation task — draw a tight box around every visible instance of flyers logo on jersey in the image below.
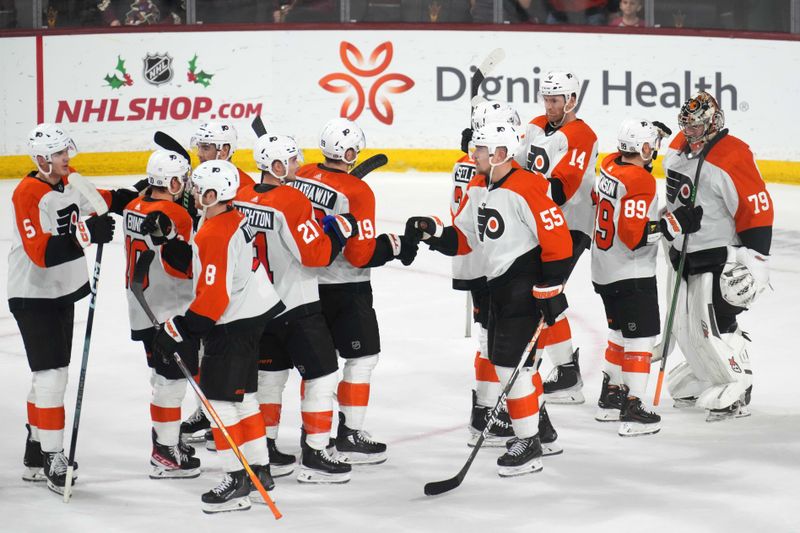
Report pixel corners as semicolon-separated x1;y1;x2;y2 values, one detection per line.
666;169;693;206
55;204;80;236
319;42;414;125
526;145;551;174
477;206;505;241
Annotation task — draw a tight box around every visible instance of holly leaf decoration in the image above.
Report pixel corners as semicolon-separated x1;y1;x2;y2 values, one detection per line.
195;70;214;87
115;56;126;74
188;54;198;74
104;74;125;90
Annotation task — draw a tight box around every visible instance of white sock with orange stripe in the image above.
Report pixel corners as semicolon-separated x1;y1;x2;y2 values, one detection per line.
603;330;625;385
206;394;268;472
543;313;574;367
27;383;40;442
495;366;540;439
474;327;499;407
622;337;656;399
301;372;337;450
257;369;289;439
32;367;68;453
150;371;187;446
338;354;379;431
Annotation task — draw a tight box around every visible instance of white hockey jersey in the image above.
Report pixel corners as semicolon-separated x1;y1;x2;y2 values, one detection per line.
8;170;112;310
591;153;659;286
662;132;773;259
515;115;598;237
234;183;337;316
123;196;194;337
188;208;283;327
453;168;572;284
292;164;378;286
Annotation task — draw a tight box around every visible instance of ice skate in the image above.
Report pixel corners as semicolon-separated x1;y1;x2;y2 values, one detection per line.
22;424;45;482
298;430;352;484
543;349;585;404
537;403;562;456
672;396;698;409
180;407;211;444
205;429;217;452
335;412;387;465
150;429;201;479
43;450;75;495
595;372;624;422
267;438;296;477
201;470;251;514
249;464;276;503
618;396;661;437
468;390;514;448
497;435;544;477
706;401;751;422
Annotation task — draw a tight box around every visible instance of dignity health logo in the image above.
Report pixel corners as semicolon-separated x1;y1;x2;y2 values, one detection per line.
319;42;414;125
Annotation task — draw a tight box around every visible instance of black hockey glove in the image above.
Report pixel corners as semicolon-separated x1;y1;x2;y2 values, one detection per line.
652;120;673;138
384;233;419;266
153;316;190;366
322;213;358;246
110;188;140;215
133;178;150;193
460;128;474;154
72;214;115;248
405;216;445;240
660;205;703;241
532;283;568;326
141;211;176;245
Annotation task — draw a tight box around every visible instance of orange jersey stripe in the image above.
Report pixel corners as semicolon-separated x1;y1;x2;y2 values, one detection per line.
259;404;282;427
37;406;65;430
302;411;334;435
474;356;500;383
507;393;539;420
239;412;267;444
622;351;652;374
337;382;370;407
150;405;181;423
27;401;39;426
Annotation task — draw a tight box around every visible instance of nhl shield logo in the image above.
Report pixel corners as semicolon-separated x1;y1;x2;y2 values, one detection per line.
143;53;173;86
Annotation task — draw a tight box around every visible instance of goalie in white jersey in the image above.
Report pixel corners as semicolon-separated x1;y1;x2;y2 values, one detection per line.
661;92;773;422
234;134;357;483
122;149;200;478
409;122;573;476
515;71;599;405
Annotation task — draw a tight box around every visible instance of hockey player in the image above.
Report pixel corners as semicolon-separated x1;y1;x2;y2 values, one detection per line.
151;159;285;513
11;123;137;494
592;119;677;436
662;92;773;422
409;122;573;476
515;71;599;404
234;134;357;483
292;118;418;465
122;149;201;477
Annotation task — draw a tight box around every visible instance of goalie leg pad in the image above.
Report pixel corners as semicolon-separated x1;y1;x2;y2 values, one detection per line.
667;361;710;404
696;329;752;410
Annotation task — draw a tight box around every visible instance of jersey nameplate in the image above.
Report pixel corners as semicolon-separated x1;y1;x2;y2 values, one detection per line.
238;205;275;231
454;164;476;184
597;172;619;199
291;181;338;209
124;211;146;236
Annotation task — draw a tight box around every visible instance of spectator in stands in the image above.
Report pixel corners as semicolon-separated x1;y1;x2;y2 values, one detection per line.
278;0;338;22
607;0;642;27
545;0;607;25
471;0;534;23
97;0;184;25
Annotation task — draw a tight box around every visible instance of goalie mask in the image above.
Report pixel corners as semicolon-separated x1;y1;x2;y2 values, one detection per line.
678;92;725;145
190;121;238;158
146;149;191;195
254;134;303;182
319;118;365;165
28;123;78;175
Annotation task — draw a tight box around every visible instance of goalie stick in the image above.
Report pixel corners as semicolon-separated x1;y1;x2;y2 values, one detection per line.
130;250;282;520
62;173;109;503
424;317;546;496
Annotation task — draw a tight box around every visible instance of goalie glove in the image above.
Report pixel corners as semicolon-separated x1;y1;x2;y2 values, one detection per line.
720;247;770;309
322;213;358;246
532;283;568;326
660;205;703;241
71;214;115;248
141;211;177;245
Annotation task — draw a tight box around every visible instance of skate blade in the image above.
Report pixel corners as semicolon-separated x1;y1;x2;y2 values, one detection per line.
47;480;67;495
706;406;751;423
618;422;661;437
672;398;698;409
544;389;585;404
270;463;296;478
250;491;277;505
296;468;351;484
182;434;208;444
497;458;543;478
541;442;563;456
201;496;251;514
22;467;47;482
594;408;620;422
336;450;387;465
468;433;511;448
205;443;217;453
149;466;202;479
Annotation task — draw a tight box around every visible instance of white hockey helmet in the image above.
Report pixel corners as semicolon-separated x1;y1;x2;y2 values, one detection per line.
146;149;191;194
190;121;238;158
539;71;580;100
253;134;303;181
190;159;239;208
471;100;521;131
617;119;661;160
28;123;78;173
678;92;725;144
319;118;365;165
472;122;522;161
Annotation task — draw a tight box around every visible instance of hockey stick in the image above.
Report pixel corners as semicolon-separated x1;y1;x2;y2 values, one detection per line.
653;133;724;406
351;153;388;179
251;115;267;137
153;131;196;213
470;48;505;113
424;317;546;496
131;250;282;520
63;173;109;503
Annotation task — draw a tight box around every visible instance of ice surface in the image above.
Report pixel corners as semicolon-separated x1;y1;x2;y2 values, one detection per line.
0;173;798;532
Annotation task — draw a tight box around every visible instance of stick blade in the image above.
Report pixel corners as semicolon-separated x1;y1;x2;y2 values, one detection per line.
251;116;267;137
424;476;462;496
351;153;388;179
133;249;156;287
68;173;109;216
478;48;505;74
